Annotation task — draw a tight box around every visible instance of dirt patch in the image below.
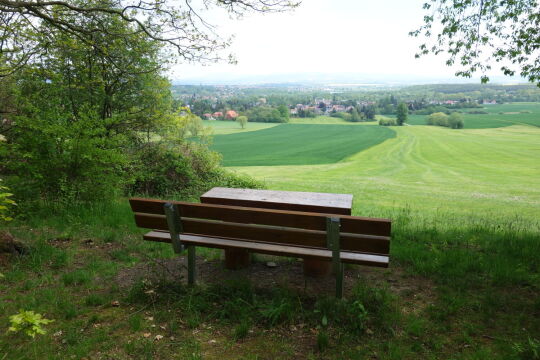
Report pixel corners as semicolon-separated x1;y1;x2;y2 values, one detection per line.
116;254;435;308
0;231;28;267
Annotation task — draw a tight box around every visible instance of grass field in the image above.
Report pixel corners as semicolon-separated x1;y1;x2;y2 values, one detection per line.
203;120;278;135
1;103;539;360
210;124;396;166
407;102;540;128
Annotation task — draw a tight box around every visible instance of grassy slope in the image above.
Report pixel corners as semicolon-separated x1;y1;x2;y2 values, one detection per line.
233;124;540;223
203;120;278;135
211;124;396;166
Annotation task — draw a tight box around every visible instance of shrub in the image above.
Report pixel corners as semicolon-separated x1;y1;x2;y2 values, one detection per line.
128;141;262;198
8;310;54;338
2;109;127;204
426;112;464;129
448;112;464;129
426;112;449;126
466;110;489;114
379;117;397;126
0;179;15;222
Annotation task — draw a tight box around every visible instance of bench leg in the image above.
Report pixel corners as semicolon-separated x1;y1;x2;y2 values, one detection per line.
335;262;344;299
326;217;343;299
187;245;196;286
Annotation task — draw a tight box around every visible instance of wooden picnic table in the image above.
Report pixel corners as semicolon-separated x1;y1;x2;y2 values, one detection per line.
200;187;354;277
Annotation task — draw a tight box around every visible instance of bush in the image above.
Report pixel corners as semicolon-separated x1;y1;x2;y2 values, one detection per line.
413;105;451;115
379;117;397;126
0;179;15;222
426;112;449;126
247;106;288;123
128;141;262;199
426;112;464;129
1;109;127;204
448;112;464;129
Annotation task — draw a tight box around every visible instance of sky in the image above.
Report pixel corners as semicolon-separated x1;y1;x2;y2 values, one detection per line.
170;0;489;83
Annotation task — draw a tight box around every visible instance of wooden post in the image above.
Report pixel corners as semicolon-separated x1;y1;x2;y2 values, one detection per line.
187;245;196;286
163;203;184;254
326;217;343;298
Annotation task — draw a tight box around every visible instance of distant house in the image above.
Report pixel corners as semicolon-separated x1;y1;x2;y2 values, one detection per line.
482;100;497;105
225;110;238;120
213;111;223;118
203;113;213;119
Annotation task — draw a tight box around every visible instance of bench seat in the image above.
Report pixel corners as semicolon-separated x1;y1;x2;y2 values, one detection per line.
143;230;389;267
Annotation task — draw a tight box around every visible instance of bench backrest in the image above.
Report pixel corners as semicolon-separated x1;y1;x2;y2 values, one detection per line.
129;198;391;256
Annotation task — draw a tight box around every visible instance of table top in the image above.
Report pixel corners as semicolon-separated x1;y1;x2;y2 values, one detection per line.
200;187;353;215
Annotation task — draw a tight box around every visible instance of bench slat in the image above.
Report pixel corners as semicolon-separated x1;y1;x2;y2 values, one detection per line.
129;198;391;236
143;231;389;268
134;213;390;255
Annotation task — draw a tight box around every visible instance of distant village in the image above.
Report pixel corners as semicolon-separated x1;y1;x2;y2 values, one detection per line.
193;97;498;120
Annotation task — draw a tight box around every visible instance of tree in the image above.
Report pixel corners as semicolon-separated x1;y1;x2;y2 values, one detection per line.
350;108;362;122
448;112;464;129
0;7;174;201
0;0;299;76
277;105;290;121
411;0;540;86
396;102;408;126
237;115;248;129
362;105;376;120
426;112;449;126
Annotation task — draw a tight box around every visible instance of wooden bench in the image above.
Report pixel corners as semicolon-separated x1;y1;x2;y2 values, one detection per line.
129;197;391;298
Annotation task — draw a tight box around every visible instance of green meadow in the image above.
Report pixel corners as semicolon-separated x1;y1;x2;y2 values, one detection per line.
407;102;540;128
210;124;396;166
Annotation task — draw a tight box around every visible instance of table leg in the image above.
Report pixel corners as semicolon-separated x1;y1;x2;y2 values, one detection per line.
303;257;332;277
224;248;251;270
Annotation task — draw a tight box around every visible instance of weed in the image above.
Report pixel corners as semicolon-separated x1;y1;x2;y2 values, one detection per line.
316;330;329;352
84;293;106;307
61;269;92;286
233;320;250;341
128;314;143;332
513;337;540;360
8;310;54;338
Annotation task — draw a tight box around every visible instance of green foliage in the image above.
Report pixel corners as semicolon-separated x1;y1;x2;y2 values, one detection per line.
412;0;540;86
128;141;262;198
0;8;172;204
0;178;15;222
246;106;289;123
426;112;464;129
349;108;362;122
426;112;449;127
396;102;408;125
448;112;464;129
513;337;540;360
233;320;250;341
236;115;248;129
316;330;329;352
378;117;397;126
8;310;54;338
